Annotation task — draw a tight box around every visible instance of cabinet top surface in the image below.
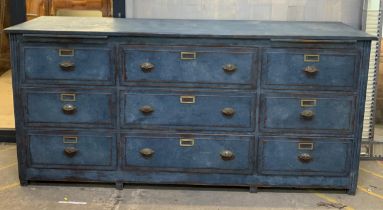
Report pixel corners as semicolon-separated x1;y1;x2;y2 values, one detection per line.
6;16;376;40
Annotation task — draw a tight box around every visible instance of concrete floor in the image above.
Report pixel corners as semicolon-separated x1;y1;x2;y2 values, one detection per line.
0;70;14;129
0;143;381;210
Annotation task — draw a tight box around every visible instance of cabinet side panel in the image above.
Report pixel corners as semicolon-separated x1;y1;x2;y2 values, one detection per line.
349;40;372;194
9;33;28;185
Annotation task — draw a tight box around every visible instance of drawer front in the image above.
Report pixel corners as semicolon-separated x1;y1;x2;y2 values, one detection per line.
124;133;253;173
122;90;255;131
258;137;351;176
22;44;113;85
24;89;115;127
260;93;355;133
262;49;359;90
122;45;256;87
27;131;117;170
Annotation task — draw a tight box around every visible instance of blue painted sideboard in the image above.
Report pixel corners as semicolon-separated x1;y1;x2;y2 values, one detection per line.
6;17;377;194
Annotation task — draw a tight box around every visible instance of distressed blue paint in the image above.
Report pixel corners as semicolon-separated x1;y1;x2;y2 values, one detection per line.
22;45;112;84
28;132;117;170
262;49;358;90
123;46;256;86
124;135;251;172
4;16;377;40
123;91;255;131
261;93;355;133
259;137;351;176
5;17;375;193
25;89;115;126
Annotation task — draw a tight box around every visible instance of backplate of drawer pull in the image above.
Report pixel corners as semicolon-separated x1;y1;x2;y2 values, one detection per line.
298;153;313;163
298;142;314;150
221;107;235;117
60;93;76;102
140;62;155;72
64;147;79;157
59;61;75;71
180;96;196;104
300;110;315;119
62;104;77;114
220;150;235;161
223;64;237;73
139;105;154;114
63;136;78;144
301;99;317;107
304;54;320;62
59;48;74;57
140;148;155;158
180;52;196;60
303;66;319;75
179;138;195;147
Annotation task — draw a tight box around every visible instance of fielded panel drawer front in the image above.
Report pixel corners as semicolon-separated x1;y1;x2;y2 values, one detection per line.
124;134;253;174
122;45;256;87
27;131;117;170
23;89;116;127
262;49;359;90
121;91;255;131
260;93;355;134
21;44;114;85
258;137;351;176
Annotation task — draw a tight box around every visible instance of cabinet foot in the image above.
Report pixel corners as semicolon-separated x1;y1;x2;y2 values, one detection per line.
347;188;356;195
20;180;29;186
115;182;124;190
249;185;258;193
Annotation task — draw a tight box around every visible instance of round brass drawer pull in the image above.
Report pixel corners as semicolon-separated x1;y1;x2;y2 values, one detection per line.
62;104;77;114
298;153;312;163
300;110;314;120
140;148;154;158
139;105;154;114
64;147;79;157
222;107;235;117
303;66;319;75
220;150;235;161
59;61;75;71
223;64;237;73
140;62;155;72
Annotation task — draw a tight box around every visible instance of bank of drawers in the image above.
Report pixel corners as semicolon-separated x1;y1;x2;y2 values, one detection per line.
258;48;357;176
21;41;357;176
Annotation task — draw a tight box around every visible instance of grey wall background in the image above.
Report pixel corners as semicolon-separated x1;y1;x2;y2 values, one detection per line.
125;0;363;29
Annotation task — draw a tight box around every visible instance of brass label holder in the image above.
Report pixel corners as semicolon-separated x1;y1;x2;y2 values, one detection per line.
180;52;196;60
304;54;320;62
60;93;76;102
63;136;78;144
298;142;314;150
59;49;74;57
180;96;196;104
301;99;317;107
180;138;195;147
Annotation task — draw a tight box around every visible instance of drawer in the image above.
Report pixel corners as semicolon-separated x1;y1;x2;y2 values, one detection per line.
262;49;359;90
121;90;255;131
122;45;256;87
23;89;116;127
27;131;117;170
260;93;355;134
21;44;114;85
258;137;351;176
124;133;253;174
